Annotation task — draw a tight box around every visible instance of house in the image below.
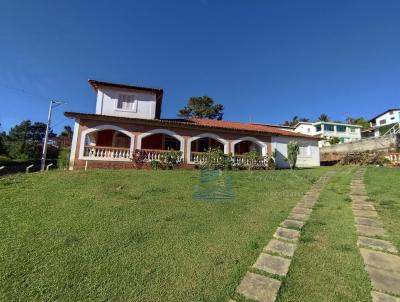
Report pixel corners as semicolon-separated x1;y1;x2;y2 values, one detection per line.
65;80;321;170
368;108;400;137
293;121;362;147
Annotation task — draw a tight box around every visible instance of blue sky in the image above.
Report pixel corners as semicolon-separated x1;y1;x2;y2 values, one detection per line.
1;0;400;133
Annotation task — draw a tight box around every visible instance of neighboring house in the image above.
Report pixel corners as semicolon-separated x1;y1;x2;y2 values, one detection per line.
293;121;362;147
65;80;320;170
368;108;400;137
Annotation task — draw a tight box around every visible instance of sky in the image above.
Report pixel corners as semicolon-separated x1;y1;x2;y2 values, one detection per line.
1;0;400;133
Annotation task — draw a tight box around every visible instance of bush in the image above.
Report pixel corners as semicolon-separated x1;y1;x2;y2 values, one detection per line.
150;160;161;170
287;141;299;169
339;151;390;166
159;150;183;169
57;147;70;170
199;148;233;170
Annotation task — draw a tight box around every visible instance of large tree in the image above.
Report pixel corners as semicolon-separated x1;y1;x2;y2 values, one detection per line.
6;120;56;160
0;123;6;155
178;96;224;120
282;116;310;127
346;116;369;128
318;113;331;122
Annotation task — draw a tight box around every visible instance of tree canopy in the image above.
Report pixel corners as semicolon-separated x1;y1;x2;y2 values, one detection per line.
5;120;56;160
346;116;370;128
282;116;310;127
318;113;331;122
178;96;224;120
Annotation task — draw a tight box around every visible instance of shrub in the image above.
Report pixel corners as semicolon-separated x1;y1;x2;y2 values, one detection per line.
287;141;299;169
328;137;340;145
159;150;183;169
150;160;161;170
199;148;232;170
57;147;70;170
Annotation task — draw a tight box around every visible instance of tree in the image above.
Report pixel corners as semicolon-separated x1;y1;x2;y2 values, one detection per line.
5;120;56;160
0;123;6;155
286;141;299;170
346;116;369;128
179;96;224;120
318;113;330;122
59;125;73;139
282;116;310;127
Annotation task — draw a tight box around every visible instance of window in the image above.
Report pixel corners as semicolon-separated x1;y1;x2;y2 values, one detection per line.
337;125;346;132
380;119;386;125
324;124;334;132
164;136;180;150
391;117;395;120
315;125;322;132
117;94;137;112
350;128;356;133
390;111;394;115
298;145;311;156
307;128;311;133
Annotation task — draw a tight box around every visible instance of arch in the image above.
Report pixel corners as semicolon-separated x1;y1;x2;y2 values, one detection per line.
231;136;267;156
79;124;135;159
186;133;229;162
137;129;185;158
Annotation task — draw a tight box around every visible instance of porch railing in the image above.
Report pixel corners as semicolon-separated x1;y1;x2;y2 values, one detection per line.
141;149;183;162
83;146;131;161
232;154;268;166
388;153;400;164
190;152;268;167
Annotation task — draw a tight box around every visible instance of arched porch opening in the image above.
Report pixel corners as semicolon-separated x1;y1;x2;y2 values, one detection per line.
80;125;134;161
231;137;267;156
187;133;229;163
137;129;185;161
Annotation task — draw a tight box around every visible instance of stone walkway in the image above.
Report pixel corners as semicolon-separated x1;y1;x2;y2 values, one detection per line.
351;168;400;302
231;174;331;302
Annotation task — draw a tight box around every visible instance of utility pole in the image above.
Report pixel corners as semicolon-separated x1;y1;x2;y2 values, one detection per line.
40;100;65;171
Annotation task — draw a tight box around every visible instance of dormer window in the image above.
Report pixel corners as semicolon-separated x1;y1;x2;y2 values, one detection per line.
116;94;137;112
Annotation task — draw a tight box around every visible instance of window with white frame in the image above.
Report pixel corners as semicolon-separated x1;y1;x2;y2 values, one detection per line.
117;94;137;112
298;144;311;156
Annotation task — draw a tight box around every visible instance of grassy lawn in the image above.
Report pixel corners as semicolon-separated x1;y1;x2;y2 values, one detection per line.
0;168;325;301
364;167;400;252
276;167;372;302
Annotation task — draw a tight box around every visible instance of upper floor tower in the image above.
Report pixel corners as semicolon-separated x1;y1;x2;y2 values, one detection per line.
89;80;163;120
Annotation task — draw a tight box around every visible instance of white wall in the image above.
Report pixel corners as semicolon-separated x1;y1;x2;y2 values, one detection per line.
95;87;157;119
294;124;315;135
271;136;320;168
375;110;400;126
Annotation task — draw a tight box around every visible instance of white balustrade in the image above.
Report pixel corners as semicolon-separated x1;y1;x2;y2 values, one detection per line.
83;146;131;161
141;149;183;162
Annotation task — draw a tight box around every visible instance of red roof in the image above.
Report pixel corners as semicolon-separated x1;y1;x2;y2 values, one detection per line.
64;112;318;140
188;118;315;139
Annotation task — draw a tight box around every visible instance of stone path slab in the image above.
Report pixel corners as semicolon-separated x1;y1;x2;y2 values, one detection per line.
353;209;378;218
356;224;386;237
355;217;383;228
366;266;400;296
372;291;400;302
233;174;331;302
291;207;312;215
236;272;281;302
358;237;398;254
287;212;309;221
360;248;400;273
280;219;305;230
253;253;291;276
264;239;296;258
274;227;300;243
352;204;375;211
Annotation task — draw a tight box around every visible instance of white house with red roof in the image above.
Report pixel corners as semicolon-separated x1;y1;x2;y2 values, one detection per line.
65;80;320;169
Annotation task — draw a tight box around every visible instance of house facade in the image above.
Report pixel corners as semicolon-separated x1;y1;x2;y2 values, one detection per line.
66;80;320;170
368;108;400;137
293;121;362;147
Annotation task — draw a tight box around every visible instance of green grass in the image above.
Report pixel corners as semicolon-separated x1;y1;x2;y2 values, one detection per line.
364;167;400;251
0;168;325;301
276;167;372;302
